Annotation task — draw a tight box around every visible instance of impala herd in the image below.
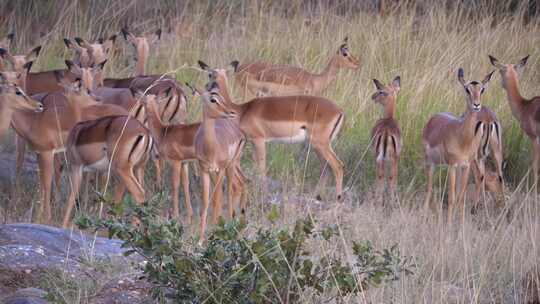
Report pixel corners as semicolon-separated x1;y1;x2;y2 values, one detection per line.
0;29;538;240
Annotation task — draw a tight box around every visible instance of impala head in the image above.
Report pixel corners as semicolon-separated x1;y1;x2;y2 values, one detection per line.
67;35;116;67
121;28;161;68
0;61;33;89
0;74;43;112
488;55;529;90
192;81;237;120
372;76;400;106
334;37;360;70
0;33;14;50
458;68;494;113
198;60;235;104
65;59;106;91
0;46;41;73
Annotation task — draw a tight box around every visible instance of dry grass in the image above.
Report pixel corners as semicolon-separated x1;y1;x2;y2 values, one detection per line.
1;0;540;302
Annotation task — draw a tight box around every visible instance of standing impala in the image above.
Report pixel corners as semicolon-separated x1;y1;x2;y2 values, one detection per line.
63;35;117;68
423;68;493;222
231;38;359;98
0;74;43;139
199;61;345;201
489;55;540;188
191;80;246;243
138;89;198;223
62;115;152;227
0;46;41;74
370;76;401;200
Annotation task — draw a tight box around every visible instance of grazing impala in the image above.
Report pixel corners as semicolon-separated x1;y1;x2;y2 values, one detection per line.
423;68;493;222
63;35;117;68
370;76;401;199
0;74;43;139
199;61;344;201
469;106;504;208
190;80;246;243
231;38;359;98
62;115;152;227
138;89;198;223
489;55;540;188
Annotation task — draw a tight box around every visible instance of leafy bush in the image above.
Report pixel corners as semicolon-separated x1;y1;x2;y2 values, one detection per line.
77;200;414;303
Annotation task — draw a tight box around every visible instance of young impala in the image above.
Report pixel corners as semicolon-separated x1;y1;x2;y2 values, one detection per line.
62;115;152;227
370;76;401;200
199;61;344;201
138;89;198;223
423;68;493;222
489;55;540;189
231;38;359;98
189;80;246;243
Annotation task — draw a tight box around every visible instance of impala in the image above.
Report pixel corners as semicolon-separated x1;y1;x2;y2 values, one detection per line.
231;37;359;98
62;115;152;227
423;68;493;222
371;76;401;200
138;89;198;223
63;35;117;68
0;74;43;139
190;80;246;243
120;27;161;76
199;61;344;201
0;46;41;74
489;55;540;189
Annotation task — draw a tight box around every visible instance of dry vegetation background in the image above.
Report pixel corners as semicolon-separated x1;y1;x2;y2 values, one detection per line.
1;0;540;302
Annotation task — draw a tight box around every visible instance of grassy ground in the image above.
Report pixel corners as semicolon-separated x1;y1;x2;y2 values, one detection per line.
1;0;540;302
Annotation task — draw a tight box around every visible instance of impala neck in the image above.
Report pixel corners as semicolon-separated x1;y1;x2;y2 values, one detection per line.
64;94;84;122
312;55;340;94
0;97;14;137
382;97;396;119
503;72;525;119
201;109;218;151
135;57;146;76
460;109;479;145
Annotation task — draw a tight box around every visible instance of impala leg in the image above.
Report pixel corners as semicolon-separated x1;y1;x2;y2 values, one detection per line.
235;165;248;215
211;171;225;225
457;164;471;222
389;157;398;199
375;158;385;203
14;135;26;195
447;165;457;224
116;167;145;203
53;154;64;194
199;171;211;243
171;161;182;218
154;157;164;190
252;139;267;178
226;166;236;219
181;163;193;224
313;142;344;201
471;159;483;213
424;163;434;213
37;151;54;223
63;166;83;228
533;139;540;193
490;133;505;207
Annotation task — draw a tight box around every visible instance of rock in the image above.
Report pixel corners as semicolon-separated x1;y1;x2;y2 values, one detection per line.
0;223;129;273
2;288;48;304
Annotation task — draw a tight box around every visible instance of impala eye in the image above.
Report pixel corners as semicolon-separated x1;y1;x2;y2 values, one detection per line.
15;90;22;96
480;87;485;94
465;87;471;95
210;96;219;103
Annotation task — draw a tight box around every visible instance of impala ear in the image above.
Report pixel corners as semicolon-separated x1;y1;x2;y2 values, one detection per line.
0;48;6;59
482;70;495;87
373;78;384;90
458;68;466;86
489;55;504;69
95;59;107;71
230;60;239;72
392;76;401;91
65;60;82;75
23;61;33;73
74;37;88;47
103;34;117;51
515;54;530;71
63;38;73;48
184;82;200;97
198;60;210;71
26;46;42;61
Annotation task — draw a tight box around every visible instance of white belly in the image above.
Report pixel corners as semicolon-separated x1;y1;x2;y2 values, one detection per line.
267;128;307;144
85;157;110;172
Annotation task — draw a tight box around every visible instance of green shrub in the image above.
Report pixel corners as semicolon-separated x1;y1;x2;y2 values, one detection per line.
77;199;414;303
